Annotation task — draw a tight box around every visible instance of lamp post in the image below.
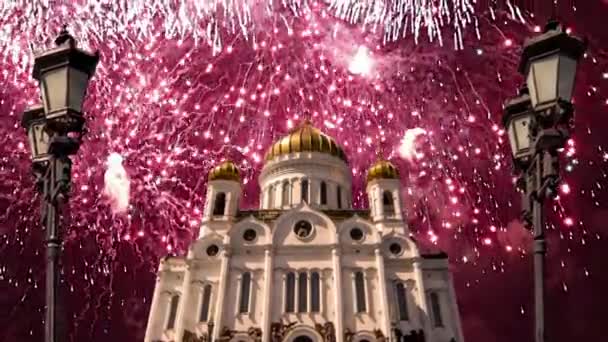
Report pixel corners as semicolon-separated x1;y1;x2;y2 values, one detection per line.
21;27;99;342
502;21;586;342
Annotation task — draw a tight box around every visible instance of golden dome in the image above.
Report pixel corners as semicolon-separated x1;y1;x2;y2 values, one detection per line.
264;121;348;163
208;160;240;182
367;160;399;182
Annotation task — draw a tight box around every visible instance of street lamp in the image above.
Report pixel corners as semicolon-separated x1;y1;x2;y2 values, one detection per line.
503;20;586;342
21;26;99;342
520;20;586;112
503;86;533;167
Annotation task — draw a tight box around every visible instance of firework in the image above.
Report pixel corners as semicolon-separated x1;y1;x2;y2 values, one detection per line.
0;1;606;341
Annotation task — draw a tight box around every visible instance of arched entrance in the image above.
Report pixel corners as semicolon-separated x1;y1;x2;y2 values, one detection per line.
293;336;314;342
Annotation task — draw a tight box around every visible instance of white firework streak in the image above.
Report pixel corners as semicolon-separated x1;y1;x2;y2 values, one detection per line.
0;0;479;56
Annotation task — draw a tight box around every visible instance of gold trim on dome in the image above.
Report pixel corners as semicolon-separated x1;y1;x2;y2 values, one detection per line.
264;121;348;163
208;160;240;182
366;159;399;182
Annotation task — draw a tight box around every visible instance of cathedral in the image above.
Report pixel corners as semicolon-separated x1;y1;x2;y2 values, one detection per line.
145;122;465;342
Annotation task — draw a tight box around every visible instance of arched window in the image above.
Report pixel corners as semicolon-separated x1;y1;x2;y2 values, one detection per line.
301;179;309;203
294;336;313;342
382;190;394;216
298;272;308;312
285;272;295;312
354;271;366;313
337;186;342;209
395;283;409;321
311;272;320;312
213;192;226;216
320;182;327;205
430;292;443;327
282;181;290;206
267;185;274;208
166;294;180;329
239;272;251;313
199;284;212;322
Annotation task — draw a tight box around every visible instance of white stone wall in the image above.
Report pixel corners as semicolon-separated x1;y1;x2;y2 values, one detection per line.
259;153;352;210
146;151;463;342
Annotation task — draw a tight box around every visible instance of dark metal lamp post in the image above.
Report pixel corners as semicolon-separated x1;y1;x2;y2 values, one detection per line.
21;27;99;342
503;20;586;342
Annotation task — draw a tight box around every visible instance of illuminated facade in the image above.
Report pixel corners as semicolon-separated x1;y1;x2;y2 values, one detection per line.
145;122;464;342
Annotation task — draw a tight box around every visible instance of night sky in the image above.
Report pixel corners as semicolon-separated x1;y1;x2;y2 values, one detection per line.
1;1;607;341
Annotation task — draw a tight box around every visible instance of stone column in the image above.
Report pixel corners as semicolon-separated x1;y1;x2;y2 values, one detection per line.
144;271;164;342
332;248;344;342
328;182;337;209
307;270;312;311
262;248;274;342
448;273;465;342
292;178;302;205
413;259;432;335
375;248;392;338
376;187;384;219
174;262;193;341
310;178;319;206
212;249;231;342
393;189;403;220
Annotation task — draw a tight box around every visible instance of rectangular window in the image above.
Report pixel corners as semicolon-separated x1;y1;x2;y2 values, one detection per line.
430;292;443;327
355;271;366;313
166;295;180;329
298;272;308;312
239;273;251;313
301;179;309;203
285;272;295;312
311;272;320;312
199;285;212;322
395;283;409;321
320;182;327;205
213;193;226;216
337;186;342;209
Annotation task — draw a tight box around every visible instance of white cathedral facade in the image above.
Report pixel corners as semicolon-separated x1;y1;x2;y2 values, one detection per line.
145;122;465;342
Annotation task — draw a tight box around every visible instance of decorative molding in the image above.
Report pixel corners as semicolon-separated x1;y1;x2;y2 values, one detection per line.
247;327;263;342
314;322;336;342
183;330;209;342
218;326;237;342
343;328;355;342
373;329;387;342
392;328;426;342
270;321;297;342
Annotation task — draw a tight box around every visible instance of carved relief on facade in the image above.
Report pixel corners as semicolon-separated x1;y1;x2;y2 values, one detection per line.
393;328;426;342
270;321;297;342
314;322;336;342
343;328;354;342
183;330;208;342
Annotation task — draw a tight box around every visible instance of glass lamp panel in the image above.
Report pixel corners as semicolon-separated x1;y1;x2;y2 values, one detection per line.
41;68;68;113
507;115;531;157
30;122;50;159
507;124;518;157
526;68;538;108
514;116;531;154
528;55;559;107
67;68;90;112
558;55;577;102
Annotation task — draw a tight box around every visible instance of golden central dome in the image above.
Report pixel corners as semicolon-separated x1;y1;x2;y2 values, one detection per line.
208;160;241;182
367;159;399;182
264;121;348;163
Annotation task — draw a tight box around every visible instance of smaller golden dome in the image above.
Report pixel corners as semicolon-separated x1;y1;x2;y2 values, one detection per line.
208;160;240;182
367;160;399;182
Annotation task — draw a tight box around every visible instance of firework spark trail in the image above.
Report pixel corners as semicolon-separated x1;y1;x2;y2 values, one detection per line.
0;1;607;341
